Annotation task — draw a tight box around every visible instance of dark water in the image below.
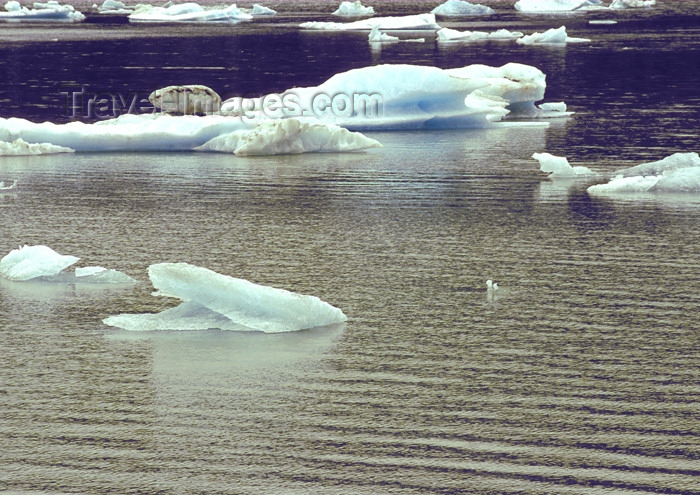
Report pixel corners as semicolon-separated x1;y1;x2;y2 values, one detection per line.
1;1;699;494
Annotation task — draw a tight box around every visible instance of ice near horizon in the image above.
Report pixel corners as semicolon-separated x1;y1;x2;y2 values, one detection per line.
129;2;253;23
300;13;440;31
532;152;596;178
610;0;655;8
103;262;348;333
1;0;85;22
251;4;275;16
0;115;381;154
517;26;591;45
431;0;495;16
0;137;74;155
514;0;605;12
221;63;562;130
437;27;524;42
0;245;136;283
587;152;700;194
333;1;374;17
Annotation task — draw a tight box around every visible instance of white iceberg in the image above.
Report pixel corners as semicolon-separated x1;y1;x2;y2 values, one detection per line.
103;262;347;333
515;0;605;12
129;2;253;22
221;63;558;130
333;0;374;17
517;26;591;45
1;0;85;22
431;0;495;16
610;0;655;8
587;152;700;195
368;24;399;42
0;245;137;283
532;152;595;178
300;13;440;31
195;118;382;156
251;3;276;16
0;137;74;155
436;27;523;42
0;114;380;155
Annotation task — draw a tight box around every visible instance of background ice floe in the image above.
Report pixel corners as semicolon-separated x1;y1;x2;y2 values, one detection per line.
431;0;494;16
514;0;605;12
103;262;348;333
129;2;252;23
0;244;136;284
0;0;85;22
436;27;523;42
333;1;374;17
517;26;591;45
300;13;439;31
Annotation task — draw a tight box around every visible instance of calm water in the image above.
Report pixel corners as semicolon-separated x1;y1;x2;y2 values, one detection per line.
1;1;699;494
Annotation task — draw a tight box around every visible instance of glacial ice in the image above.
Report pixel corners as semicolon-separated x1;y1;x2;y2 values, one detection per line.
514;0;605;12
517;26;591;44
129;2;253;23
369;24;399;43
251;4;276;16
195;118;382;156
221;63;558;130
1;0;85;22
103;262;348;333
532;152;595;178
587;153;700;195
436;27;523;42
610;0;655;8
0;245;137;283
0;137;74;155
0;114;380;154
300;13;440;31
333;1;374;17
431;0;495;16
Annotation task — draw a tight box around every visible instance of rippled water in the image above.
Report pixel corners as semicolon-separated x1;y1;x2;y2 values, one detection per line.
1;1;699;494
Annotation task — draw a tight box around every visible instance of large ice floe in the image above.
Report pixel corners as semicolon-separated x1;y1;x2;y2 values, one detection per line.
0;114;381;154
0;245;136;284
129;2;253;23
0;137;74;155
610;0;655;8
587;152;700;195
1;0;85;22
436;27;524;42
300;13;440;31
517;26;591;44
532;152;596;178
103;262;347;333
514;0;605;12
431;0;495;16
220;63;563;130
333;1;374;17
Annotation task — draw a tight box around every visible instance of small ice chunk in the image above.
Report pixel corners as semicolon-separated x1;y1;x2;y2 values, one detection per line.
515;0;604;12
431;0;494;16
0;138;74;156
437;27;523;42
532;152;595;178
610;0;655;9
301;13;439;31
369;24;399;43
251;4;276;16
333;1;374;17
517;26;591;45
0;245;79;281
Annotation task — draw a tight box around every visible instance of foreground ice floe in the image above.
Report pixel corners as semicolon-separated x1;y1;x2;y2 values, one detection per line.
515;0;605;12
333;0;374;16
103;262;347;333
1;0;85;22
0;137;74;155
195;118;382;156
0;114;380;154
517;26;591;44
0;245;136;283
221;63;561;130
532;152;595;178
436;27;523;42
129;2;253;22
431;0;495;16
587;152;700;194
300;13;440;30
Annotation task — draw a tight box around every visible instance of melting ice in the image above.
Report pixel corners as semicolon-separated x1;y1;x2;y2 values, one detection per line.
300;13;440;31
532;152;596;178
103;262;348;333
0;137;74;155
333;1;374;17
517;26;591;45
129;2;253;23
1;0;85;22
514;0;605;12
431;0;495;16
